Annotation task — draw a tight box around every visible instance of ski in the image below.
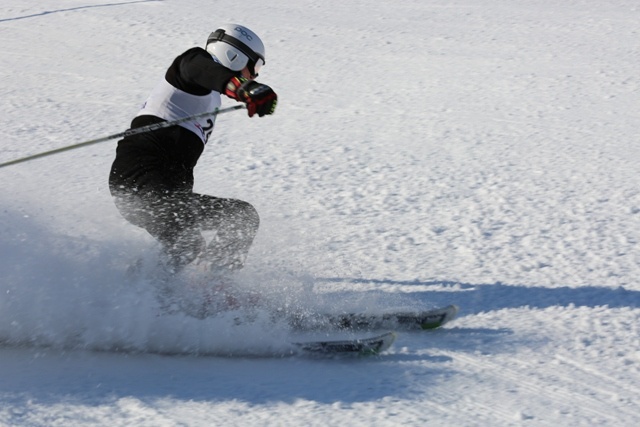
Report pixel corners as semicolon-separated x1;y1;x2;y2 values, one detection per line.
288;304;459;332
293;331;396;355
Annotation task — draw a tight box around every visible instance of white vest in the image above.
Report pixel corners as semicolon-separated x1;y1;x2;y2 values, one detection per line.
136;79;221;145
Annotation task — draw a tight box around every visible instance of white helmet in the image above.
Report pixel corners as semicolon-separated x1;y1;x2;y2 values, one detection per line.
206;24;265;75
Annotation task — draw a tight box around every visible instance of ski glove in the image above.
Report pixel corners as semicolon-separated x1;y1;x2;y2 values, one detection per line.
225;76;278;117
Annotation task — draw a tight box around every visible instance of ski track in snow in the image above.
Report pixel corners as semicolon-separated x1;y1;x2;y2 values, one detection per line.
1;0;639;425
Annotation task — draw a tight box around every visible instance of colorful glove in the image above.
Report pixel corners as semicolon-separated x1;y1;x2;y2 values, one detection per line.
225;77;278;117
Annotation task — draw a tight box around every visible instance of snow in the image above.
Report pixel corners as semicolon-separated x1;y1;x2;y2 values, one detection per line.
1;0;639;425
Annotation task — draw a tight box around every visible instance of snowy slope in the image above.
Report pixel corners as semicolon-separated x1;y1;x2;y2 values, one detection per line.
1;0;639;425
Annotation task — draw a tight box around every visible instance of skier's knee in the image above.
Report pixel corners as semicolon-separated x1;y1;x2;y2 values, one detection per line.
241;201;260;232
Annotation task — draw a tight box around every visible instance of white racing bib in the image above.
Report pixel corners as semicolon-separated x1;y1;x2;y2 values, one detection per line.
136;79;221;144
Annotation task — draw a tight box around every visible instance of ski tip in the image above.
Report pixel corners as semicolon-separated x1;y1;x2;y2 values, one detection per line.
363;331;396;355
419;304;460;330
446;304;460;320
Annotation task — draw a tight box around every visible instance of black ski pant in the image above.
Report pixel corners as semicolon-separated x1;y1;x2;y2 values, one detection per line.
112;189;259;272
108;116;259;272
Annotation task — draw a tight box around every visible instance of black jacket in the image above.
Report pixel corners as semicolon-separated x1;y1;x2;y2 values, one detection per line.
109;48;237;195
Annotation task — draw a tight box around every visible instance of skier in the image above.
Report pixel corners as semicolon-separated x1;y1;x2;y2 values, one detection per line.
109;24;277;276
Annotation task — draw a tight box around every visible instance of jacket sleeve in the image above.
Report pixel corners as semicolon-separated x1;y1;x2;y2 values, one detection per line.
165;47;238;95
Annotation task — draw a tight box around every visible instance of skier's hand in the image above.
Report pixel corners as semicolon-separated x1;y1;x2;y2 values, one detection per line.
225;77;278;117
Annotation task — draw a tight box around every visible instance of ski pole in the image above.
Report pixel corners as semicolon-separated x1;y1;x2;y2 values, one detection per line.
0;104;245;169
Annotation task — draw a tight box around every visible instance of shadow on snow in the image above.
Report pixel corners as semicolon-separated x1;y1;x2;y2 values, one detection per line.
315;277;639;315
